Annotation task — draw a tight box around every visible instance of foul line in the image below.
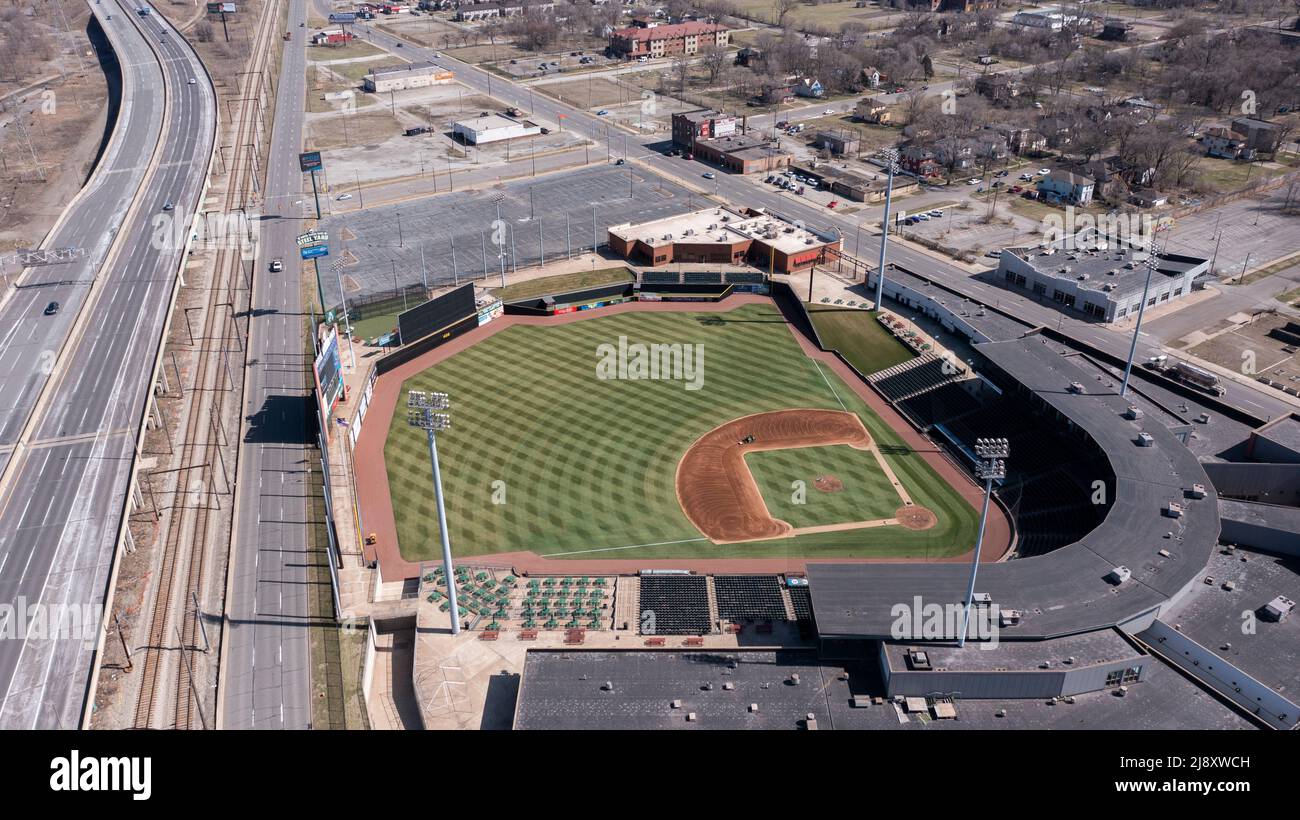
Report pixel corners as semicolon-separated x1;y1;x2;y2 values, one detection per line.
811;360;848;412
547;537;710;557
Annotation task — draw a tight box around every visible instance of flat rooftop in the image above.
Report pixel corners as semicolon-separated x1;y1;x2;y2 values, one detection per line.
1156;545;1300;701
1254;413;1300;455
696;132;788;160
455;114;532;131
1004;239;1206;300
369;60;444;78
885;628;1143;674
809;332;1219;640
608;206;831;255
513;648;1253;729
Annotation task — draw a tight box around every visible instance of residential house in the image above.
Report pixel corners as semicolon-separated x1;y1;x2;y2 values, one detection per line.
934;136;975;170
1202;127;1255;161
794;78;825;99
735;47;763;67
901;145;941;176
1038;170;1095;205
862;67;881;89
1231;117;1284;155
974;73;1020;102
855;97;892;124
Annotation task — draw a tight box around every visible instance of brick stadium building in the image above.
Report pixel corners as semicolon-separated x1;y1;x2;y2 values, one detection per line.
608;20;730;60
607;206;839;273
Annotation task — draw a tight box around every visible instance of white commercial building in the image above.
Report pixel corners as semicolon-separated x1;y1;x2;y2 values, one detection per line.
453;113;542;145
362;61;454;93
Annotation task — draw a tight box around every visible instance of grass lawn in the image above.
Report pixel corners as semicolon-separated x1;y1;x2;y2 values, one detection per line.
349;312;400;340
385;303;978;561
306;41;386;61
746;444;901;528
491;266;635;302
806;304;914;376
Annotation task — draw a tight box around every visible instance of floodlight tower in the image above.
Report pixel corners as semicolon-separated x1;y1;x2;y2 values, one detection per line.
407;390;460;634
873;147;900;312
1120;245;1161;398
958;437;1008;649
491;192;507;289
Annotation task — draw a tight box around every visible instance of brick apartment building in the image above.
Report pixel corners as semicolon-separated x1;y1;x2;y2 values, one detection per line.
671;109;739;150
608;20;730;59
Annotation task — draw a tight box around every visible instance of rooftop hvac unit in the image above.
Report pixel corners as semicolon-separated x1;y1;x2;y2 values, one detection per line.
1136;432;1154;446
1068;381;1086;394
1189;483;1207;499
1106;566;1132;585
1077;273;1089;280
973;592;993;606
906;650;932;670
1103;283;1116;291
1163;501;1184;518
805;238;814;244
1125;405;1143;419
1000;609;1022;627
1262;596;1296;622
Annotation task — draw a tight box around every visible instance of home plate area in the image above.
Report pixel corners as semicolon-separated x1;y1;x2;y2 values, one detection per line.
675;408;931;543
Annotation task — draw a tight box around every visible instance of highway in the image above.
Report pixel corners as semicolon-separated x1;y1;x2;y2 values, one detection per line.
346;18;1295;425
220;0;316;730
0;0;215;728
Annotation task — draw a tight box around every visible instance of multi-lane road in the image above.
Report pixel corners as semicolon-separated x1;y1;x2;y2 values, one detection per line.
220;0;316;730
0;0;215;728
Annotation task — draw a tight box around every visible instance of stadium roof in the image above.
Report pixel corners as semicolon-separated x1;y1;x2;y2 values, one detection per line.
808;332;1219;640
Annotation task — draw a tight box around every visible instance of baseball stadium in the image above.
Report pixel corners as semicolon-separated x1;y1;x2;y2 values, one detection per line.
343;242;1298;731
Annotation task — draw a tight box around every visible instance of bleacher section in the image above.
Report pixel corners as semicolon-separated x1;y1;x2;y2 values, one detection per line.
725;271;766;284
684;271;723;284
870;354;965;403
714;575;787;621
639;270;681;284
898;381;985;430
638;575;711;635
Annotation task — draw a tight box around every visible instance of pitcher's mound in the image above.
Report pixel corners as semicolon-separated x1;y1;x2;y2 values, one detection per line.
896;505;937;530
814;474;844;493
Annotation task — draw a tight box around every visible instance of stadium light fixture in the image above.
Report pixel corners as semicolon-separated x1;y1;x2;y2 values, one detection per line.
873;147;900;313
1120;246;1161;399
959;437;1009;648
407;390;460;634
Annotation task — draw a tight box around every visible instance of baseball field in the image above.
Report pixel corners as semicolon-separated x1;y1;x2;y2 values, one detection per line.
383;302;981;562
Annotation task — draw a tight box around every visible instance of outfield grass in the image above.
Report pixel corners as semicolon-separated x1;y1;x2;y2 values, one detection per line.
746;444;900;529
385;303;979;561
807;304;914;376
491;266;636;303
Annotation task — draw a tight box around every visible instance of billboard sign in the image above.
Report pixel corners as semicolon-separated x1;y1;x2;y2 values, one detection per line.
300;244;329;260
314;327;344;418
206;2;221;11
298;151;323;173
714;117;737;138
297;229;328;248
221;2;237;11
329;12;356;22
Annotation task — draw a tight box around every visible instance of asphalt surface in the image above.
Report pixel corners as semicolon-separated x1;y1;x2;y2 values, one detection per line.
337;15;1296;424
220;0;315;730
0;0;215;728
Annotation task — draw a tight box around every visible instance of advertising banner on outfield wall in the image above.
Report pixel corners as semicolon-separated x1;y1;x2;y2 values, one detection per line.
314;326;344;422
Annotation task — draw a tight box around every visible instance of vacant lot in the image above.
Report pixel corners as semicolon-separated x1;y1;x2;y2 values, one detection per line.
307;109;404;150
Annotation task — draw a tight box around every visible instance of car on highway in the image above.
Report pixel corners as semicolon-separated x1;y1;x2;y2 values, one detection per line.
395;42;403;47
615;158;625;165
597;109;609;116
162;202;174;210
44;301;60;316
269;259;284;272
337;193;353;200
188;78;196;85
702;172;716;179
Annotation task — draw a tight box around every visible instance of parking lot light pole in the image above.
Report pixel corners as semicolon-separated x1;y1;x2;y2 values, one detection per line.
407;391;459;635
958;438;1008;649
874;148;899;312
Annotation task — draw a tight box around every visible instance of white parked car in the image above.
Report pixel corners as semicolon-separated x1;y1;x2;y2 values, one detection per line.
337;193;353;201
1038;168;1051;175
967;178;981;185
822;109;835;115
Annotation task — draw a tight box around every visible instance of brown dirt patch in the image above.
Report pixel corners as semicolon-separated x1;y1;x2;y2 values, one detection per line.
895;505;937;531
813;474;844;493
675;409;872;544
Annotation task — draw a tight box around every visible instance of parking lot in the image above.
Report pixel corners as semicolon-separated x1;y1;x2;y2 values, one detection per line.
1161;188;1300;277
317;164;700;306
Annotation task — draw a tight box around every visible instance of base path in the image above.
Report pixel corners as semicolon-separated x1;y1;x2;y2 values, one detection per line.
676;409;874;543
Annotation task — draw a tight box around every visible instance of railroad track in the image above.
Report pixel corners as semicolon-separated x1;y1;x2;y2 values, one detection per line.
132;0;280;731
